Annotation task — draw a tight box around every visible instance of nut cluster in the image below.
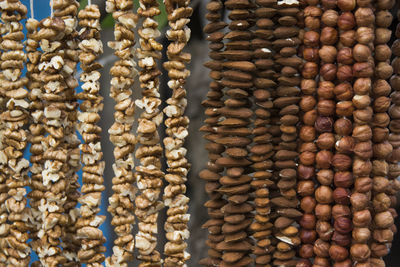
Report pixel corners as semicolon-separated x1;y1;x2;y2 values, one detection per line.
134;0;164;265
105;0;138;266
76;4;106;266
199;0;227;265
52;0;82;263
0;0;30;265
162;0;192;266
297;0;321;266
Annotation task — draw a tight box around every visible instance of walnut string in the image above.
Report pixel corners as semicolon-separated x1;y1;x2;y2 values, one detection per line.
51;0;82;264
370;0;396;264
134;0;164;266
297;0;321;266
0;0;31;265
35;14;68;267
76;3;106;266
105;0;138;265
162;0;193;266
26;16;44;266
199;0;227;265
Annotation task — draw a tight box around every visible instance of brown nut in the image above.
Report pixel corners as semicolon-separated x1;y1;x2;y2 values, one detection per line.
353;44;371;62
317;133;335;149
329;244;349;262
334;118;353;136
315;185;333;204
319;45;337;63
337;0;356;11
333;187;351;205
350;244;371;262
352;227;371;243
337;12;356;30
334;217;353;234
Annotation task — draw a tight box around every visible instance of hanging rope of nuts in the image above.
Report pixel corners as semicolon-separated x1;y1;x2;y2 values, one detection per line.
76;3;106;266
105;0;138;265
0;0;30;265
199;0;227;266
134;0;164;265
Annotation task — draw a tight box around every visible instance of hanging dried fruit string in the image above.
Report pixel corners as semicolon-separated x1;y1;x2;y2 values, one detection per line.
370;0;396;264
50;0;81;263
35;14;69;266
270;0;302;265
251;0;276;266
0;0;30;265
75;3;106;266
133;0;164;266
297;0;321;265
105;0;138;265
26;13;44;263
162;0;192;266
199;0;227;265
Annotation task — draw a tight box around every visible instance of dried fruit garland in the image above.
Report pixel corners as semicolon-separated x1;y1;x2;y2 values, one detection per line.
0;0;30;265
105;0;138;266
162;0;192;266
199;0;226;265
76;3;106;266
134;0;164;265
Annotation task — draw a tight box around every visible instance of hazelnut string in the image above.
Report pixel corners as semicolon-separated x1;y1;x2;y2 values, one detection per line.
51;0;82;263
0;0;30;265
270;0;302;265
35;16;70;266
251;0;277;266
297;0;322;266
199;0;227;265
370;0;396;264
105;0;138;266
76;3;106;266
162;0;192;266
134;0;164;265
25;17;44;265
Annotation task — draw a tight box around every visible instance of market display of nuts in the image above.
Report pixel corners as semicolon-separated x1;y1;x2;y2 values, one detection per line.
105;0;138;266
76;3;106;266
0;1;30;265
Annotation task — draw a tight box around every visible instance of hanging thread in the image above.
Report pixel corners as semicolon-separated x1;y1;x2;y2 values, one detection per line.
50;0;53;17
88;0;91;5
30;0;34;18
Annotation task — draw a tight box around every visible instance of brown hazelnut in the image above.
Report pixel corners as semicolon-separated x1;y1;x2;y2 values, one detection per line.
336;65;353;82
352;125;372;142
356;0;373;7
372;176;389;193
353;44;371;62
318;81;335;99
332;231;352;247
334;216;353;234
355;7;375;26
353;158;372;177
373;141;393;159
374;211;394;228
300;229;317;243
334;259;352;267
329;245;349;262
356;27;374;44
372;192;391;213
298;180;315;196
316;150;333;169
335;136;355;154
374;44;392;62
317;169;334;185
334;82;353;101
373;112;390;128
315;116;334;133
299;244;314;259
375;62;393;80
303;109;318;125
350;192;369;211
371;242;390;258
338;12;356;30
352;209;372;227
372;160;388;176
334;171;353;188
350;244;371;262
370;258;385;267
352;227;371;243
320;27;338;45
321;10;339;27
317;133;335;149
332;204;352;219
298;164;315;180
316;221;334;241
305;16;321;30
372;228;394;243
320;63;337;81
333;187;351;205
337;0;356;10
375;28;391;44
354;177;372;193
300;214;317;230
332;153;352;171
339;30;356;47
304;31;320;47
353;107;373;124
372;127;389;143
375;0;395;9
314;257;330;266
336;101;355;117
301;196;316;213
317;99;335;116
315;204;332;220
373;96;391;113
376;10;393;28
334;118;353;136
315;185;333;204
303;48;320;62
352;94;371;109
353;62;374;78
300;95;317;112
319;45;337;63
313;238;330;257
353;141;373;160
353;77;371;95
300;126;316;142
